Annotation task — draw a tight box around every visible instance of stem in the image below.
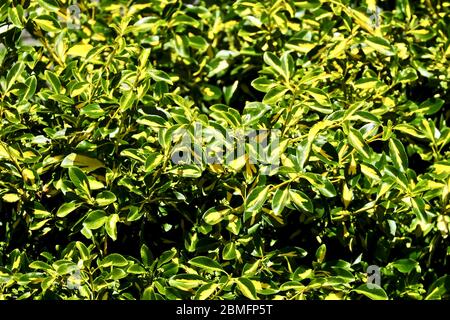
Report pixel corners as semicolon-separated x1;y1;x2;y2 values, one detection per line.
425;0;437;16
28;24;65;67
0;140;23;176
90;44;118;104
281;87;298;137
209;275;232;300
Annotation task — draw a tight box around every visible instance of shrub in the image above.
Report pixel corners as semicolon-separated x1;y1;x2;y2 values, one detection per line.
0;0;449;300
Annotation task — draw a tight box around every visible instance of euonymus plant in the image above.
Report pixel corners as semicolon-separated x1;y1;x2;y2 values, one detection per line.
0;0;449;300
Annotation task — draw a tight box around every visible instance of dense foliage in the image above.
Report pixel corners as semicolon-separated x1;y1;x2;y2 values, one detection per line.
0;0;449;300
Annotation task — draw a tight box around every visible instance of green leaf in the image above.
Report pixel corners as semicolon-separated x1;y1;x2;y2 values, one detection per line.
22;75;37;101
411;197;429;224
353;284;388;300
425;276;450;300
203;207;230;225
242;102;270;126
142;286;157;300
119;90;136;112
56;202;81;218
61;154;104;172
245;185;270;218
365;36;395;56
202;84;222;101
299;120;332;169
120;149;145;163
188;256;225;273
425;286;447;300
148;69;173;84
348;128;371;159
127;264;146;274
397;0;412;18
157;248;177;268
222;242;237;260
189;35;208;51
105;214;119;241
96;191;117;206
38;0;60;12
76;241;90;261
34;15;61;32
83;210;107;230
207;59;229;78
54;261;77;275
168;274;205;291
223;80;238;105
263;85;288;104
271;187;289;215
80;104;105;119
251;77;276;92
8;7;23;28
360;163;381;182
263;52;288;80
68;167;90;196
70;82;90;97
44;70;61;93
280;281;305;291
145;153;164;172
194;283;218;300
417;98;444;115
354;78;380;90
281;52;295;80
397;67;418;83
307;88;331;106
29;261;52;271
304;173;337;198
140;244;154;267
127;206;144;222
49;94;73;105
100;253;128;268
110;268;127;280
2;193;20;203
6;62;25;91
168;164;203;178
289;189;313;212
235;277;258;300
170;14;200;28
409;29;435;41
389;138;408;172
394;124;425;139
315;244;326;263
67;44;93;58
392;258;418;273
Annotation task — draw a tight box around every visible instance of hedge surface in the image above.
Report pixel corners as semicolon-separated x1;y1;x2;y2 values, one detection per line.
0;0;449;300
